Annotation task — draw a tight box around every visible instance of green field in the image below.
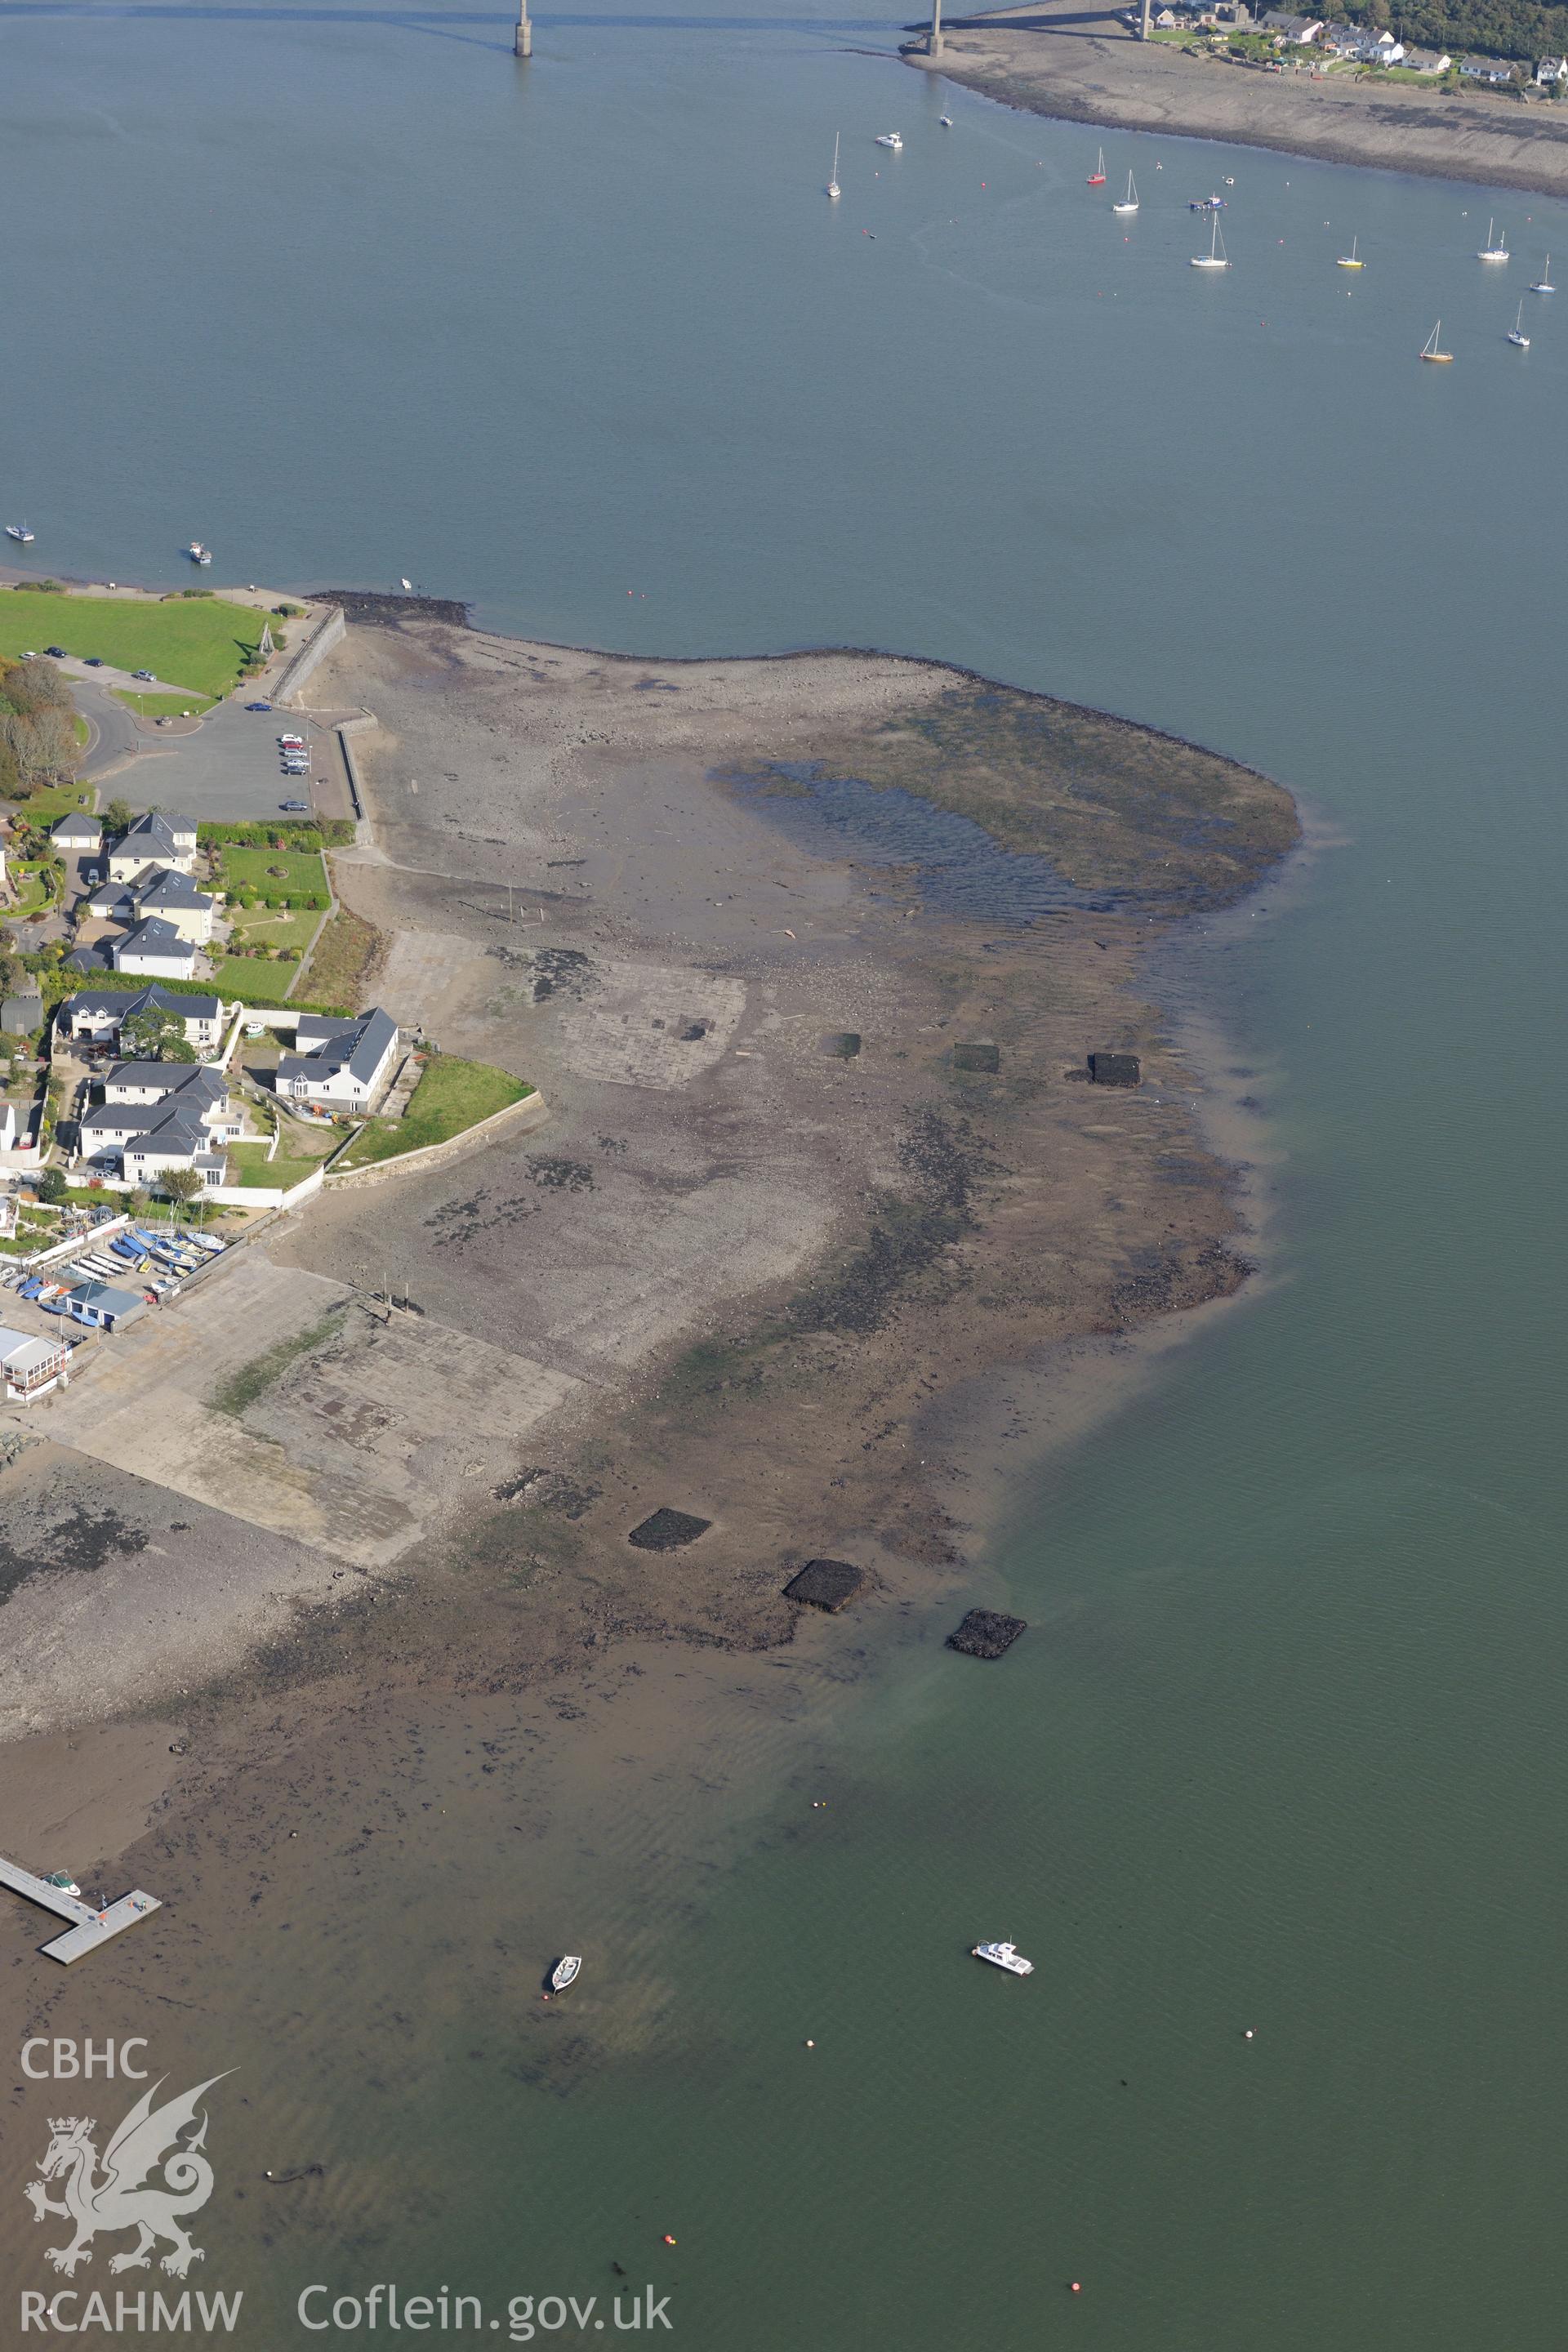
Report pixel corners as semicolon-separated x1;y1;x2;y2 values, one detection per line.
113;688;218;719
14;781;94;825
226;902;322;957
226;1143;325;1188
212;846;328;902
0;591;271;697
337;1054;529;1169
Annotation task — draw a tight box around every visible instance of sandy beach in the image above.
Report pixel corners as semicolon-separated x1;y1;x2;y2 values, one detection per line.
911;0;1568;198
0;617;1297;1931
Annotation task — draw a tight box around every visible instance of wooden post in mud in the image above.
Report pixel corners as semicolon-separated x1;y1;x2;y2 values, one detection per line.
928;0;943;55
515;0;532;57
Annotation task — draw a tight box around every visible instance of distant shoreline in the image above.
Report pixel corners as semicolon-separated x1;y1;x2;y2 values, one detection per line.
909;3;1568;201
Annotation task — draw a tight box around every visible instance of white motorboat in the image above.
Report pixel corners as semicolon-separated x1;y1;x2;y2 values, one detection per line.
875;131;902;150
972;1940;1034;1976
1507;300;1530;348
550;1954;582;1993
1112;170;1138;216
7;523;35;544
938;114;953;127
1190;215;1230;270
827;132;840;200
1477;218;1509;261
1531;255;1554;292
187;540;212;564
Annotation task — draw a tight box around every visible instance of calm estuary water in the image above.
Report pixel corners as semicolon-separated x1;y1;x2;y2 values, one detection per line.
4;4;1567;2346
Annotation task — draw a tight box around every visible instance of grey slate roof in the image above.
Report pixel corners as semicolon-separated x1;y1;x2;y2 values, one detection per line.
104;1062;225;1107
114;918;197;968
116;811;195;858
64;984;221;1025
138;869;215;913
278;1006;398;1092
51;813;102;846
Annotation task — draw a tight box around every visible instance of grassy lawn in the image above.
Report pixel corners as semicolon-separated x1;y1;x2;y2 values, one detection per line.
11;781;94;826
337;1054;530;1169
226;903;321;958
226;1142;325;1188
212;846;328;901
208;954;294;997
113;688;218;719
8;862;56;917
0;591;270;697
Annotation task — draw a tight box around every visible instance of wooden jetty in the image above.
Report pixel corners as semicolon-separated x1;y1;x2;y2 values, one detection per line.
0;1853;162;1966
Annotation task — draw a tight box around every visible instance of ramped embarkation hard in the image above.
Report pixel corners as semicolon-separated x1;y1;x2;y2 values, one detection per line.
21;2287;243;2333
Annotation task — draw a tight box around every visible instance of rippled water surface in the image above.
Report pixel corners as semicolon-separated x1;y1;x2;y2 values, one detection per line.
2;6;1566;2348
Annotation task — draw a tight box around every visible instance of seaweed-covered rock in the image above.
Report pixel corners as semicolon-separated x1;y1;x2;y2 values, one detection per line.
628;1508;712;1551
947;1608;1027;1659
952;1042;1000;1074
784;1558;863;1612
1088;1052;1140;1087
822;1032;862;1059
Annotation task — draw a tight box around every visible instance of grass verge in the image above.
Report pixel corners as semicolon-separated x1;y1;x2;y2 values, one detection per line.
337;1054;530;1169
226;1143;325;1188
0;590;270;696
299;902;383;1007
113;689;218;719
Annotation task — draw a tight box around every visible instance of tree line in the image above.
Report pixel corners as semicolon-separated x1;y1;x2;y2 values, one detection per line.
1343;0;1568;62
0;657;78;797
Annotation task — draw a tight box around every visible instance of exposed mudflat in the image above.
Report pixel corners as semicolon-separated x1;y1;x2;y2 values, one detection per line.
0;619;1296;1896
915;0;1568;200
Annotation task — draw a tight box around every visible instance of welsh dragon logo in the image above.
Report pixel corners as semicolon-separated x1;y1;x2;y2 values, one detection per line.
24;2074;230;2278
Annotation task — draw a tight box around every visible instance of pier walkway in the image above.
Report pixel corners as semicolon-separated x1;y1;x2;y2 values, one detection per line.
0;1854;162;1965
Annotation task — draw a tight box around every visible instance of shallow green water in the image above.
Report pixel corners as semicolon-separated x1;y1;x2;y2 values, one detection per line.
3;5;1567;2345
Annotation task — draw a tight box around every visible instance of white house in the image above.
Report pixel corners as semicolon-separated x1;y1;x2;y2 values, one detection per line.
276;1008;400;1113
61;985;224;1053
0;1325;71;1405
131;868;216;945
1404;45;1451;70
1536;53;1567;82
1358;29;1404;61
112;918;198;979
85;865;217;945
1460;55;1516;82
105;811;198;883
78;1065;238;1186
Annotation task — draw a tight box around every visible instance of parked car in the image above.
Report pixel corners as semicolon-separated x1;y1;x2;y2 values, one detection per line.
85;657;105;667
132;669;155;681
43;644;67;658
245;700;272;712
279;799;310;813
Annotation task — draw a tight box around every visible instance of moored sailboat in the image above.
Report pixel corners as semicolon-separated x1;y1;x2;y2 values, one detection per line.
1507;300;1530;347
1420;319;1453;362
1086;146;1107;185
1112;170;1138;215
1530;254;1554;292
826;132;840;200
1336;235;1364;270
1190;215;1230;270
1477;218;1509;261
